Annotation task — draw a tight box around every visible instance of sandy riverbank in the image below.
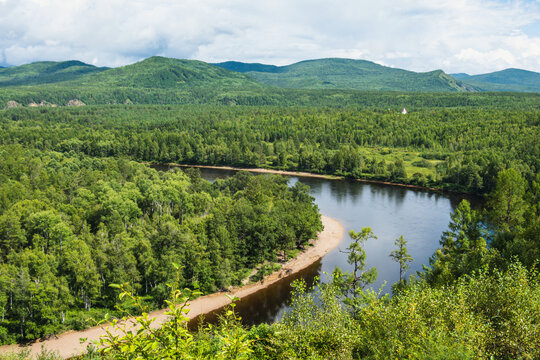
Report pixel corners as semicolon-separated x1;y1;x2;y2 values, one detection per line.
0;215;344;359
152;162;343;181
150;162;446;192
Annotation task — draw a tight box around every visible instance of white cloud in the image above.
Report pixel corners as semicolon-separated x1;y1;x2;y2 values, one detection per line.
0;0;539;73
456;48;516;67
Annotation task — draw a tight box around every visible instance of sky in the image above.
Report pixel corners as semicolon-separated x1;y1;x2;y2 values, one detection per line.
1;0;540;74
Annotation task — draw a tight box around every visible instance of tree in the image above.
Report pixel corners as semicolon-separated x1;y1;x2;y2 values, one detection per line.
95;266;253;359
426;200;492;285
333;227;377;315
487;168;527;232
389;235;413;285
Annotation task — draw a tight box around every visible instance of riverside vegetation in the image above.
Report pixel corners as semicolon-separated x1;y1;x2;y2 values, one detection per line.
67;169;539;359
0;105;538;194
3;168;539;359
0;146;322;344
0;91;539;358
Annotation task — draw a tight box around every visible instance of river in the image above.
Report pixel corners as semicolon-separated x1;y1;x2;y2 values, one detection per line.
158;166;482;327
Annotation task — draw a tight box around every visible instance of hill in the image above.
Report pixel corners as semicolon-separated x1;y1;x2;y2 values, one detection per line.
1;57;539;109
212;61;280;73
70;56;263;89
0;60;108;86
452;68;540;92
214;58;476;92
0;57;262;91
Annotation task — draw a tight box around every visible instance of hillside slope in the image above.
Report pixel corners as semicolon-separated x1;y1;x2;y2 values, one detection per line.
452;68;540;92
2;57;539;108
215;58;476;92
211;61;280;74
70;56;262;89
0;60;108;86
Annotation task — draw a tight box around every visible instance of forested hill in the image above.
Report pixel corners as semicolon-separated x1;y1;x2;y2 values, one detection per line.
0;57;470;92
0;57;261;90
68;56;263;89
211;61;280;74
213;58;476;92
2;56;540;108
451;68;540;92
0;60;108;86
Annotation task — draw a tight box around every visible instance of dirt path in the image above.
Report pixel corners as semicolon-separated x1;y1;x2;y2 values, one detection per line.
0;216;344;359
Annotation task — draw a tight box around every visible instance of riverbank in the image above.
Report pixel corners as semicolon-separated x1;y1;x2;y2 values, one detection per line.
0;216;344;359
148;162;450;193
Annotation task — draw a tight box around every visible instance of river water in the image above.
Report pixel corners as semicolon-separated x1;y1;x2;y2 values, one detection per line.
158;166;482;327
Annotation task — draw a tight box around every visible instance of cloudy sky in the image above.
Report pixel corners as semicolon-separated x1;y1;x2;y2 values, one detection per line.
1;0;540;74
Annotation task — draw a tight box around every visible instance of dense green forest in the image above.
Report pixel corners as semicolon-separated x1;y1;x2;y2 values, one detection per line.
0;96;539;359
1;105;538;193
2;165;538;359
0;145;322;344
2;84;539;109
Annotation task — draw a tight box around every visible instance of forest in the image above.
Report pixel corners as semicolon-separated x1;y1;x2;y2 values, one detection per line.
0;105;538;194
0;98;538;359
1;83;540;110
0;145;322;344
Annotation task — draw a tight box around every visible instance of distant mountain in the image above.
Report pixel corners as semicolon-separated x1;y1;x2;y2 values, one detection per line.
0;60;108;86
71;56;262;89
450;73;470;79
2;57;539;109
451;69;540;92
213;61;280;74
214;58;476;92
0;57;262;91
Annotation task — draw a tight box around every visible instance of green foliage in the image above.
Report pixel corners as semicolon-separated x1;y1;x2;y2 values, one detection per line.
96;277;200;359
1;105;538;194
389;235;413;288
489;171;540;269
425;200;494;285
0;147;321;344
261;262;540;360
94;274;254;360
273;280;355;359
2;58;538;111
216;58;475;92
0;75;538;358
3;262;539;359
70;57;262;90
332;228;377;316
1;66;540;108
487;168;527;232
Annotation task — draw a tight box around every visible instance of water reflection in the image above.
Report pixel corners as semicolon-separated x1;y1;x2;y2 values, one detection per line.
153;165;483;326
188;261;321;329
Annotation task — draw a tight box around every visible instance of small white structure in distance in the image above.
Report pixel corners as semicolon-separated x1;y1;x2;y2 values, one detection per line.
401;108;407;114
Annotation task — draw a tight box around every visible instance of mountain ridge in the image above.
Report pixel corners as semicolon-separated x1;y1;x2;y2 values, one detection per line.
0;60;108;86
68;56;263;89
215;58;476;92
0;56;539;97
451;68;540;92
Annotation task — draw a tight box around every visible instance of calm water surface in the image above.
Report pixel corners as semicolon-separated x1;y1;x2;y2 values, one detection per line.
157;166;482;327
